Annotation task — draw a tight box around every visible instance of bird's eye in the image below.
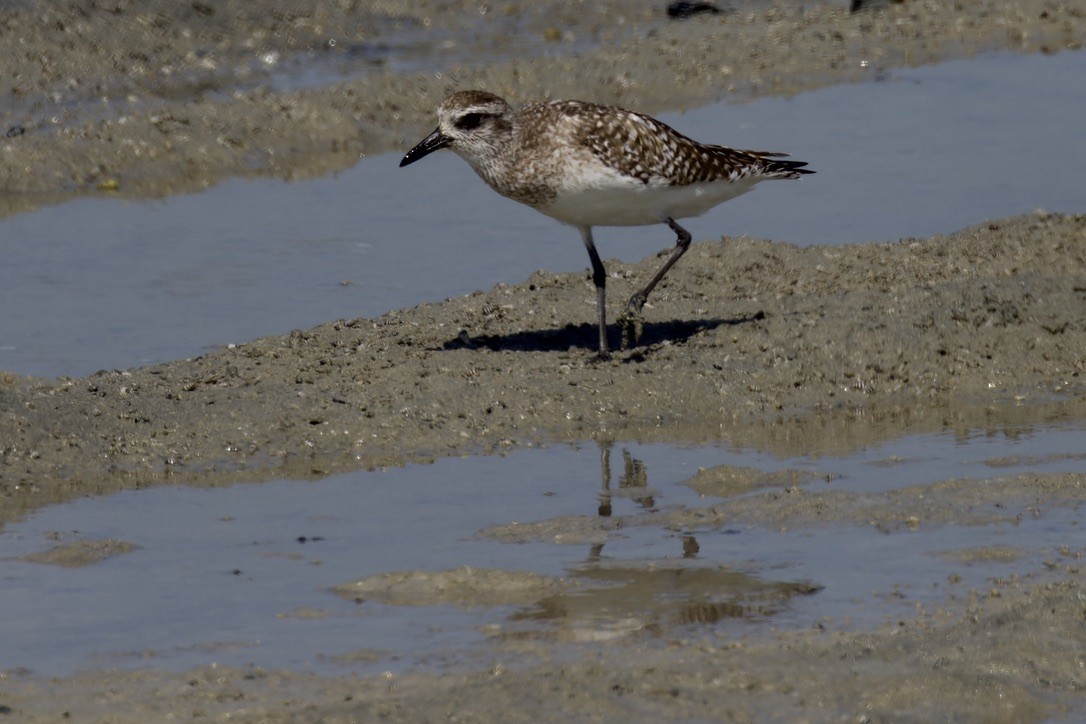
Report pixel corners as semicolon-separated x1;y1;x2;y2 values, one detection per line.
454;113;485;130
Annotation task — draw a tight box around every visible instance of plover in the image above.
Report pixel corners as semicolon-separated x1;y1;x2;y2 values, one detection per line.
400;90;813;358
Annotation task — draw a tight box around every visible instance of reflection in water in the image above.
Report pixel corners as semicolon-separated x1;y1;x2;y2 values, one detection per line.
499;442;823;643
596;442;656;517
682;535;700;559
596;443;695;557
510;564;821;641
3;422;1084;676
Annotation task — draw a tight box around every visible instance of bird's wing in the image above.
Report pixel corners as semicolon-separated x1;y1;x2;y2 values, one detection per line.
569;103;804;186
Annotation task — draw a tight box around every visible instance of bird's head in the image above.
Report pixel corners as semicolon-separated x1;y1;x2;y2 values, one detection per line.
400;90;513;168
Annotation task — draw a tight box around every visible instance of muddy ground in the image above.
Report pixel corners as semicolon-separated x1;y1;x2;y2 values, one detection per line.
3;0;1083;218
2;0;1086;721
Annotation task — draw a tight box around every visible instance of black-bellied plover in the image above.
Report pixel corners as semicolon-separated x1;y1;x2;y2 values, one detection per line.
400;90;813;358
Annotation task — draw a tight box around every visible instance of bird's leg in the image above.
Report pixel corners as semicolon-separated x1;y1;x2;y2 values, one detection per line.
580;227;610;358
620;218;692;349
626;218;693;313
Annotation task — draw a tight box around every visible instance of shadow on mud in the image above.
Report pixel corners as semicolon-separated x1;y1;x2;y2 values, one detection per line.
438;312;766;354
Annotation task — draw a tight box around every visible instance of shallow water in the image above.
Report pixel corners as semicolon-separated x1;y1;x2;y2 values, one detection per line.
1;50;1083;379
1;419;1082;677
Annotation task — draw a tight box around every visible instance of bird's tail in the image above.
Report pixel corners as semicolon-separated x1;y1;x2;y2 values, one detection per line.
752;151;815;178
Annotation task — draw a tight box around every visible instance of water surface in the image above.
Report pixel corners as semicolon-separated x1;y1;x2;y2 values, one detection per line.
1;420;1082;677
1;51;1083;378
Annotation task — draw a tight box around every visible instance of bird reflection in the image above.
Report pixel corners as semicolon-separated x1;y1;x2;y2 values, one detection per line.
592;441;699;562
596;442;655;517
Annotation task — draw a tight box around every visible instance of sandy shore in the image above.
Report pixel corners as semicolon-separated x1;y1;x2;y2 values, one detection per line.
4;212;1085;518
2;0;1086;720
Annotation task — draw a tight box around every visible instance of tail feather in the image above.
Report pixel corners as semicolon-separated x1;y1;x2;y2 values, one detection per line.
766;157;814;177
749;151;814;178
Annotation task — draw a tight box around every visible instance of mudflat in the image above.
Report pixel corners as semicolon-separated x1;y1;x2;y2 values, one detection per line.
1;1;1085;721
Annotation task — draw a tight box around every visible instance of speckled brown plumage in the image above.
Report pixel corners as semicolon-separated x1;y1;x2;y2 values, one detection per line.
405;91;810;225
544;99;807;187
400;90;813;357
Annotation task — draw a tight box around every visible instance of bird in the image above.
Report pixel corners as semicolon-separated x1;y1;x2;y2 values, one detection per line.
400;90;813;358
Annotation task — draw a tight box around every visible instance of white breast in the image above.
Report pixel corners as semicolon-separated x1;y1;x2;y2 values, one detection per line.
540;176;764;228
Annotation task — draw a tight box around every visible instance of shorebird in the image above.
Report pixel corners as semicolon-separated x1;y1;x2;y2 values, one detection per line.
400;90;813;358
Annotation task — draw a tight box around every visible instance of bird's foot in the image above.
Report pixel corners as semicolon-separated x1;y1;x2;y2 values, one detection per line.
618;298;646;350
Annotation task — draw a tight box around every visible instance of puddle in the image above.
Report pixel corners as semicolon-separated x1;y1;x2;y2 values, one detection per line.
4;7;613;129
1;50;1083;379
260;10;607;92
1;419;1082;677
258;0;817;92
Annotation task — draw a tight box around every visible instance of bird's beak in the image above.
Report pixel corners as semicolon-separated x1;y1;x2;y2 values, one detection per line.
400;128;451;167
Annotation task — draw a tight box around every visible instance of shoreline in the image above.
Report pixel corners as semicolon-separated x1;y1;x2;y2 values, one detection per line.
3;212;1085;529
2;1;1085;720
3;1;1082;219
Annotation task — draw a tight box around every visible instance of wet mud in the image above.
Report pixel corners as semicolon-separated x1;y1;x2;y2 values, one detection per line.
3;0;1081;218
2;0;1086;721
